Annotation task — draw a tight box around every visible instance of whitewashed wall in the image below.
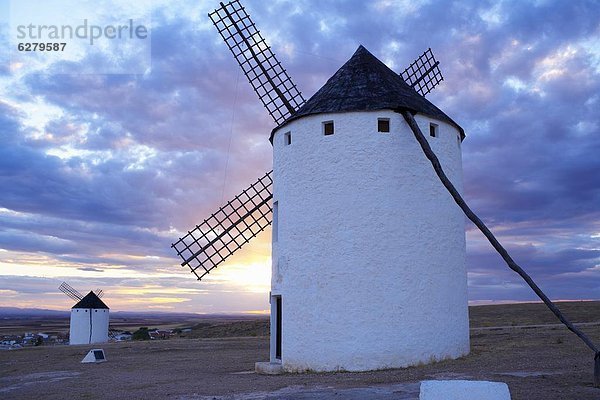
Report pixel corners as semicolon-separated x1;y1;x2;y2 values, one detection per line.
270;110;469;372
69;308;109;345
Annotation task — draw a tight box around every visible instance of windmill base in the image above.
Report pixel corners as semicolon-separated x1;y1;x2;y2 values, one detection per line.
255;361;284;375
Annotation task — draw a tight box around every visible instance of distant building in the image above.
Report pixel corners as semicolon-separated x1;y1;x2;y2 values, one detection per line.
69;291;110;345
113;332;132;341
149;330;172;340
2;334;20;344
22;333;34;345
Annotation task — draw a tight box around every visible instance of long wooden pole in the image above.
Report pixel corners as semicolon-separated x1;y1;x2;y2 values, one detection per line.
399;110;600;387
594;353;600;388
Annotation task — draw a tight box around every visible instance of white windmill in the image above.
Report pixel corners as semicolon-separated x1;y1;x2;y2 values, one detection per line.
59;282;110;345
172;0;468;373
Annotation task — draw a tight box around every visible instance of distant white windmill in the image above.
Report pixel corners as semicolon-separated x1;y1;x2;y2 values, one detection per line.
59;282;110;345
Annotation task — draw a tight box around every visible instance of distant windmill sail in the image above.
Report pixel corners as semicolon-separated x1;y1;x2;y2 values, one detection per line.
209;0;306;124
59;282;83;301
95;289;104;298
401;48;444;97
171;170;273;280
108;328;118;340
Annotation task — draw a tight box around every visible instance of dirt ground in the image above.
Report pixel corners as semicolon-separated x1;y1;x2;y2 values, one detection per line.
1;302;600;399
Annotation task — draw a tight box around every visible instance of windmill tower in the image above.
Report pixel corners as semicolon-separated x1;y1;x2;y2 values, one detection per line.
172;0;468;372
59;282;110;345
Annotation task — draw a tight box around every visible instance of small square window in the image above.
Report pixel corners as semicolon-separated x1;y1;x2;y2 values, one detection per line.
284;132;291;145
323;121;334;136
429;123;438;138
377;118;390;133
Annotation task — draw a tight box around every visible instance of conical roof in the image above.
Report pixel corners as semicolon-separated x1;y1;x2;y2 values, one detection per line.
271;45;463;141
72;291;109;309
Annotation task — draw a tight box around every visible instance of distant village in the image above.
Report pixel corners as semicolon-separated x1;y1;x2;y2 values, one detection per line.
0;327;193;350
1;288;198;350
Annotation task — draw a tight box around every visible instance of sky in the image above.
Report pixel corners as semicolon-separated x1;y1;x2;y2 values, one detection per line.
0;0;598;313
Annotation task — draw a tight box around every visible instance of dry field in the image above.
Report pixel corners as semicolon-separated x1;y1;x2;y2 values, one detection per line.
0;312;241;336
1;301;599;400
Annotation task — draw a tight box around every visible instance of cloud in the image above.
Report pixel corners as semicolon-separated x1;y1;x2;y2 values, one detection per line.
77;267;104;273
0;0;598;311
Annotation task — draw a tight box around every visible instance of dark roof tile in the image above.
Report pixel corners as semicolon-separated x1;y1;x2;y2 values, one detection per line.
72;291;109;309
271;45;464;142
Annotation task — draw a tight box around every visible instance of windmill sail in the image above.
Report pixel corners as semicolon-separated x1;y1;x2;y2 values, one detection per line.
172;170;273;280
401;48;444;97
172;0;302;281
59;282;83;301
209;0;306;124
177;3;445;283
108;328;118;340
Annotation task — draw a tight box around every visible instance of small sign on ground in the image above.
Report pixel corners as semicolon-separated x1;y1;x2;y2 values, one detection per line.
81;349;107;363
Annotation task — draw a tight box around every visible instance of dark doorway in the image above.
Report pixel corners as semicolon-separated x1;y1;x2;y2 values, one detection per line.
275;296;282;359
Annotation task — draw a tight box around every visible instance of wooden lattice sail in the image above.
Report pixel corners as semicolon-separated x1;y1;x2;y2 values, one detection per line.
209;0;306;124
172;171;273;280
172;0;447;281
401;48;443;97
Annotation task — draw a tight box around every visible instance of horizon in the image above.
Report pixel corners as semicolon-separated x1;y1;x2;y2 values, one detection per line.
0;0;599;313
4;299;600;316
